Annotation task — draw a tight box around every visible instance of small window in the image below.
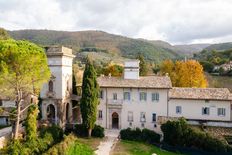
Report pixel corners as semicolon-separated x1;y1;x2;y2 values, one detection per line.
128;111;133;122
98;110;103;119
218;108;226;116
140;112;146;122
0;100;2;106
129;122;132;127
152;113;156;122
113;93;117;100
99;90;104;99
140;92;147;101
152;93;159;102
202;107;210;115
48;80;53;92
176;106;182;114
141;123;145;128
124;92;130;100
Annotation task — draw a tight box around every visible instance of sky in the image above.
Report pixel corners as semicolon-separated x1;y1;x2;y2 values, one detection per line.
1;0;232;44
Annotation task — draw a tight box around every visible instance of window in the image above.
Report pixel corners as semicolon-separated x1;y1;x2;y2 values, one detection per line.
140;112;146;122
218;108;226;116
0;100;2;106
123;92;130;100
141;123;145;128
99;90;104;99
176;106;182;114
140;92;147;101
48;80;53;92
152;113;156;122
202;107;210;115
128;111;133;122
113;93;117;100
98;110;103;119
152;93;159;102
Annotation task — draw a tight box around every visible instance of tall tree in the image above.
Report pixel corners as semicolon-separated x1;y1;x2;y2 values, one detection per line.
80;57;99;137
25;104;39;142
137;54;148;76
0;28;10;40
160;60;207;88
0;39;50;139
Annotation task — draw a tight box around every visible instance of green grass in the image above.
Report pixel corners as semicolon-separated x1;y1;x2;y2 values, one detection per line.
66;141;93;155
111;140;183;155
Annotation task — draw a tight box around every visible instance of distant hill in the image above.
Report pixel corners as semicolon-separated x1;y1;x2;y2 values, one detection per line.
204;42;232;51
141;39;210;57
174;44;211;56
9;30;181;63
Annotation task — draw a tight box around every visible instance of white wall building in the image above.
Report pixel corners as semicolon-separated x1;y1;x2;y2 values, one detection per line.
95;61;232;131
38;47;232;131
40;46;76;128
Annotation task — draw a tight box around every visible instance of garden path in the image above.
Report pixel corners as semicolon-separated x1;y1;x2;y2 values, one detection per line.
94;129;119;155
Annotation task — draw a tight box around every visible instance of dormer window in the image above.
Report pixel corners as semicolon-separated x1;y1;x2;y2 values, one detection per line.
48;80;53;92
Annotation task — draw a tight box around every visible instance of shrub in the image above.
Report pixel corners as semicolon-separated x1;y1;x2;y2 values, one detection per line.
161;118;232;153
74;124;88;137
91;125;105;138
141;128;160;144
40;125;63;143
75;124;105;138
120;128;160;144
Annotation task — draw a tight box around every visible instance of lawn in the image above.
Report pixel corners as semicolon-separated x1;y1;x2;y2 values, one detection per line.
66;136;102;155
111;140;183;155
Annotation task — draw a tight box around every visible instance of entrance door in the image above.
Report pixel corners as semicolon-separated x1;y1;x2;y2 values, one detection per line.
112;112;119;129
47;104;55;124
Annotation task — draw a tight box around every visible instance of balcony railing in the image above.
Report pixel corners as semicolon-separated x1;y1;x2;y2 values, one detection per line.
107;99;123;104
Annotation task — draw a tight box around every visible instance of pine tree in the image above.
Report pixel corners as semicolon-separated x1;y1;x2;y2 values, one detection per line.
137;54;148;76
80;57;99;137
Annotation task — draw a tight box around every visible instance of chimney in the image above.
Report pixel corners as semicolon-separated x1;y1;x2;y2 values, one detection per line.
124;60;140;80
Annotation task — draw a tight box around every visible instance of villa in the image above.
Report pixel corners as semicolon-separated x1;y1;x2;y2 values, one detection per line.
1;46;231;132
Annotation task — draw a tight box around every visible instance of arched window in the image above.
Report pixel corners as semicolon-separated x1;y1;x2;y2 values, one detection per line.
48;80;53;92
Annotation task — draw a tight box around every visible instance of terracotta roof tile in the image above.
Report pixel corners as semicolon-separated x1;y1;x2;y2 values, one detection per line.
170;87;232;101
97;76;172;88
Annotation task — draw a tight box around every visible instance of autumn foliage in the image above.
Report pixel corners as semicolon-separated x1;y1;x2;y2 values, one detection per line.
160;60;207;88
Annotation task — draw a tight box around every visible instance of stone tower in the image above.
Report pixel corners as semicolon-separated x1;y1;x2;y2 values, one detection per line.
40;46;75;128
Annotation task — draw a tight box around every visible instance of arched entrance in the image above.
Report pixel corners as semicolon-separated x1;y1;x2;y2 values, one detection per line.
112;112;119;129
66;103;70;123
47;104;55;124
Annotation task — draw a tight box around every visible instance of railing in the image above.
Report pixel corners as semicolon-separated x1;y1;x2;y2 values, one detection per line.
107;99;123;105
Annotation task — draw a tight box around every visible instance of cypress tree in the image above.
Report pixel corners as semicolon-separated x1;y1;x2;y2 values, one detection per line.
137;54;148;76
80;57;99;137
25;104;39;142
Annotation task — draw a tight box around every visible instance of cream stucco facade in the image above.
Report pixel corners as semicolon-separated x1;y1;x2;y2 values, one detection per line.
169;99;231;121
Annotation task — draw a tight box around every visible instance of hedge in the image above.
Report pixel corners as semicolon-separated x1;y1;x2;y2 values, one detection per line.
161;118;232;153
75;124;105;138
5;125;63;155
120;128;160;144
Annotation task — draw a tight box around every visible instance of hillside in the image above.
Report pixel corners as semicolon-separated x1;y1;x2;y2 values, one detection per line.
9;30;181;63
204;42;232;51
174;44;211;56
141;39;210;57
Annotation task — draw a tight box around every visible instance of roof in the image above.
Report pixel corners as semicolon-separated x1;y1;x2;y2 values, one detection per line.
45;46;75;58
97;76;172;89
169;87;232;101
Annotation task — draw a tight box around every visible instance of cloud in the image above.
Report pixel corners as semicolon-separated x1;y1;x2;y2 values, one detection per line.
1;0;232;44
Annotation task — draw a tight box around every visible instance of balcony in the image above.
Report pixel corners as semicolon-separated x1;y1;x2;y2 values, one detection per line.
107;99;123;108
